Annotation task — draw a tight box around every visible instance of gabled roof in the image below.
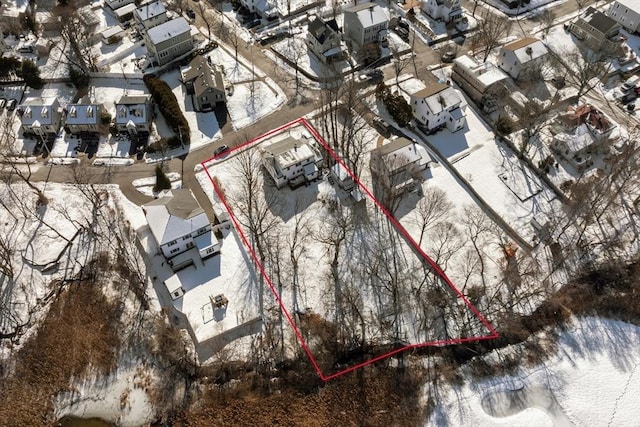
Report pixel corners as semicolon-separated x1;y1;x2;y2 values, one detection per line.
502;37;548;64
581;6;620;34
143;189;209;245
19;97;58;126
115;95;150;124
308;17;340;44
147;17;191;45
412;82;448;99
183;56;225;97
261;137;318;169
66;103;101;125
344;2;389;27
118;94;150;105
135;0;166;22
373;137;422;172
413;84;464;114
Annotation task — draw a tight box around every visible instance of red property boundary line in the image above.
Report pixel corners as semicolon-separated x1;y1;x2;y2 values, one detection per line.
201;117;499;381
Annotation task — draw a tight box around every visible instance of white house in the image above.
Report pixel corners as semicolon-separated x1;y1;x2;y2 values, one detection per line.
181;56;227;111
421;0;463;23
113;3;136;22
105;0;134;10
259;136;323;188
343;2;390;48
410;82;467;133
114;95;152;134
134;0;169;29
306;17;345;64
144;17;193;66
498;37;548;80
65;100;103;135
452;54;509;112
143;189;221;271
330;162;356;192
241;0;277;19
607;0;640;34
18;97;62;136
370;137;425;195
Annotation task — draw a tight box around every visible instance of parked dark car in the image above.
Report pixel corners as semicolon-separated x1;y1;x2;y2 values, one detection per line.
7;99;17;111
214;145;229;156
186;8;196;19
394;27;409;41
241;12;257;24
246;19;261;29
0;98;6;110
441;50;456;63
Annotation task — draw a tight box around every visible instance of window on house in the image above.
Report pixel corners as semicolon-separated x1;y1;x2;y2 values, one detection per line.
167;240;177;247
174;291;181;298
170;248;180;254
182;235;190;241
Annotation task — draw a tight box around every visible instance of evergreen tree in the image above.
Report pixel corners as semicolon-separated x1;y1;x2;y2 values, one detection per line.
153;165;172;193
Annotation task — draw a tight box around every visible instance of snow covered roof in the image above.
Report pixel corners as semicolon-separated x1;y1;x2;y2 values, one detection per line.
501;37;548;64
374;137;422;172
115;95;150;125
114;3;136;17
135;0;166;22
66;103;101;125
143;189;209;246
344;2;389;27
412;83;464;114
19;97;58;126
611;0;639;11
146;17;190;45
454;55;509;88
261;137;318;169
102;25;125;39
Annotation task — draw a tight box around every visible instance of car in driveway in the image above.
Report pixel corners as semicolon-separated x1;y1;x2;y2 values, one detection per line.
186;8;196;19
0;98;6;110
6;99;16;111
214;145;229;156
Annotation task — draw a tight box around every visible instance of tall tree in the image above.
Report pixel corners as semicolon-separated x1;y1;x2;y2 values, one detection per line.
473;10;512;63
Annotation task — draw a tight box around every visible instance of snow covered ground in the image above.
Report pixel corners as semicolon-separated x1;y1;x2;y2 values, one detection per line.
132;172;182;197
430;317;640;427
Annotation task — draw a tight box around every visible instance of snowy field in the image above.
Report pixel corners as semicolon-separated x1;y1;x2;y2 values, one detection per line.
430;317;640;427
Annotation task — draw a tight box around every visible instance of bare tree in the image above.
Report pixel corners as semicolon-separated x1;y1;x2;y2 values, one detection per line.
412;186;454;247
53;1;98;72
472;11;512;63
550;47;611;102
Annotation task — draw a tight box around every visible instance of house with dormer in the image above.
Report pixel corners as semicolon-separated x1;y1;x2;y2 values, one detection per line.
306;17;345;64
18;97;62;137
343;2;390;49
181;56;226;112
259;136;323;188
65;98;104;135
144;17;193;66
135;0;169;29
568;7;623;52
143;188;221;273
115;95;152;134
421;0;463;23
370;137;426;196
411;83;467;133
498;37;548;80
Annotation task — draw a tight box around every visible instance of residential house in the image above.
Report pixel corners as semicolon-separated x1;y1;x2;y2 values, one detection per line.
102;25;126;44
421;0;463;23
240;0;277;19
181;56;226;112
134;0;169;29
142;189;221;272
370;137;425;196
105;0;134;10
114;3;137;22
498;37;548;80
114;94;152;134
343;2;390;49
65;99;104;135
18;97;62;137
568;7;623;52
452;54;509;112
306;17;345;64
550;105;615;171
259;136;323;188
410;82;467;133
144;17;193;66
330;162;355;192
607;0;640;34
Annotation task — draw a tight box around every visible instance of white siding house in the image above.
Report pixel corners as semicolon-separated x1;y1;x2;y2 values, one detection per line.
144;17;193;66
421;0;463;23
105;0;134;10
607;0;640;34
370;137;425;195
65;101;103;134
411;83;467;133
18;97;62;136
259;136;323;188
115;95;152;134
134;0;169;29
498;37;548;80
343;2;390;48
143;189;221;271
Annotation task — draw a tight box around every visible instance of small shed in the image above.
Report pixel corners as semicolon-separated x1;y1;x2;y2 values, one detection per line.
102;25;125;44
164;275;185;300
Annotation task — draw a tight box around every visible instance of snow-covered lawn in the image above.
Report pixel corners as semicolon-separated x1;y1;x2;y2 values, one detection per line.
226;81;285;130
132;172;182;197
431;317;640;427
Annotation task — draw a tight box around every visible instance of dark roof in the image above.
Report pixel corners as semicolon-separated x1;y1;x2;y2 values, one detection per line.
308;17;339;44
376;137;413;156
144;189;204;220
583;6;619;34
345;1;377;13
502;37;539;51
184;56;225;97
